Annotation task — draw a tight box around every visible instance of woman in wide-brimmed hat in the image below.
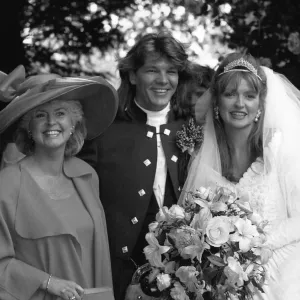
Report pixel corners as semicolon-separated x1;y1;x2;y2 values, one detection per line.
0;66;118;300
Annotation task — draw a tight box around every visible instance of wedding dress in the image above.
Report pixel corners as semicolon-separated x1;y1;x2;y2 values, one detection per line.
229;154;298;300
179;67;300;300
186;138;299;299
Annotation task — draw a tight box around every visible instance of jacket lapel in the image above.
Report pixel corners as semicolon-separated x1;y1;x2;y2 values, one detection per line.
73;174;113;287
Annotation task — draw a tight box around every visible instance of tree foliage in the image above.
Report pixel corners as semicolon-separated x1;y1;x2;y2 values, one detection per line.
185;0;300;86
22;0;136;75
21;0;227;82
21;0;300;86
114;0;227;66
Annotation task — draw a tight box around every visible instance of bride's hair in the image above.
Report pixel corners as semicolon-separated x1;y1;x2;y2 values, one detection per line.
211;53;267;181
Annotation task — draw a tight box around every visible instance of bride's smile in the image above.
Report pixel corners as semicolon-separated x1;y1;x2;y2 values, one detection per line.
219;78;260;130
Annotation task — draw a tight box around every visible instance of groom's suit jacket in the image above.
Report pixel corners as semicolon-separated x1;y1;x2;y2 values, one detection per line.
78;102;189;300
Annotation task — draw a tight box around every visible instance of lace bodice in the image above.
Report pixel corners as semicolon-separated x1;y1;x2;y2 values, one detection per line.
236;158;268;220
208;153;286;247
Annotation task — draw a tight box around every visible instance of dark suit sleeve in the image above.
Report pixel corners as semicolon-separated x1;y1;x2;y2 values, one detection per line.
77;138;98;169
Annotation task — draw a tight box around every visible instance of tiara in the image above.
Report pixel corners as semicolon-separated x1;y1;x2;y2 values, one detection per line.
218;58;262;81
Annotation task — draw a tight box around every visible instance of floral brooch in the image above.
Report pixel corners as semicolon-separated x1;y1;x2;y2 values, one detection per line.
176;117;203;155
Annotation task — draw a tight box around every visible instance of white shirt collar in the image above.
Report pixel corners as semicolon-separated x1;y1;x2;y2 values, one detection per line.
134;100;170;124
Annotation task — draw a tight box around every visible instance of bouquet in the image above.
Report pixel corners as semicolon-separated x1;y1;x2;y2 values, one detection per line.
140;186;270;300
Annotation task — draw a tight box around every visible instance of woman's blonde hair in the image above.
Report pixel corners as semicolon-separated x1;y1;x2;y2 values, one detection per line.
14;99;87;158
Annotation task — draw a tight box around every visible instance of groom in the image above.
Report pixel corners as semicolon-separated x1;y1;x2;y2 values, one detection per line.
79;32;194;300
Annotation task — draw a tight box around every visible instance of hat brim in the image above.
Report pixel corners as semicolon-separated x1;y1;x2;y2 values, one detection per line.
0;77;118;140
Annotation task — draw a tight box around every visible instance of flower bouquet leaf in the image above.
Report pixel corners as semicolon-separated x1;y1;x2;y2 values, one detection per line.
138;186;270;300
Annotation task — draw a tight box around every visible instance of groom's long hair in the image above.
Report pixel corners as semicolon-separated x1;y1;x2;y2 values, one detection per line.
117;32;193;120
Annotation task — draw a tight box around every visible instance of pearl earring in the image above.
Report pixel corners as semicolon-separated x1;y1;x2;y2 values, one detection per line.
214;106;220;120
254;109;262;122
70;125;75;135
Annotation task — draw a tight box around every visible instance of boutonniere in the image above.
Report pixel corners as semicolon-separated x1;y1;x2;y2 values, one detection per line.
176;117;203;156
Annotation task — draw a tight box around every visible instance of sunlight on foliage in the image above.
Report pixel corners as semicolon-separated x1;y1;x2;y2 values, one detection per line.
21;0;300;89
22;0;232;78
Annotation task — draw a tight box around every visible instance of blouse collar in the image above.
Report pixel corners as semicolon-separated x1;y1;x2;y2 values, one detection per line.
19;156;93;179
63;157;93;178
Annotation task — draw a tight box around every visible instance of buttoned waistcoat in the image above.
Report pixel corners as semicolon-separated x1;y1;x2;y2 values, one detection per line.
79;103;188;261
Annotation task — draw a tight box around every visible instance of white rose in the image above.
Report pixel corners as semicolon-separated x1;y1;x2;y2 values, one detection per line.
206;216;231;247
156;273;172;291
168;205;185;220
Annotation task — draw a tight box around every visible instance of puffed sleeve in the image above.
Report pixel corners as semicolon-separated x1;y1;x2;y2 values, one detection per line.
265;215;300;251
0;165;49;300
264;157;300;251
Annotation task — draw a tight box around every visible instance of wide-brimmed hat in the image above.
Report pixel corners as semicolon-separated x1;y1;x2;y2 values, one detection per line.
0;65;118;140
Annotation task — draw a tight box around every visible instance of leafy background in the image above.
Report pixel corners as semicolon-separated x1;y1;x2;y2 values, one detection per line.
1;0;300;88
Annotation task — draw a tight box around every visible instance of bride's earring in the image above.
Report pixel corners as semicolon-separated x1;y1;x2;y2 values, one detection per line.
254;109;262;122
214;106;220;120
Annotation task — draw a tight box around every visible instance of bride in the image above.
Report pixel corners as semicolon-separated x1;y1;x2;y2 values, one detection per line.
180;52;300;299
